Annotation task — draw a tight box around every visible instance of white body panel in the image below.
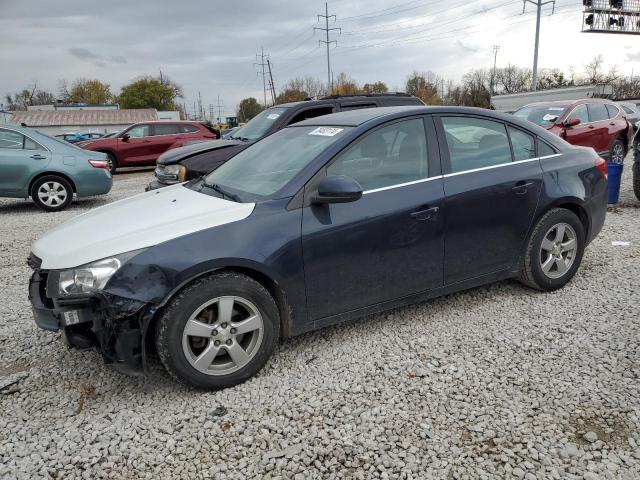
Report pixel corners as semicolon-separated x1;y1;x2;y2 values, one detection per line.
32;184;255;270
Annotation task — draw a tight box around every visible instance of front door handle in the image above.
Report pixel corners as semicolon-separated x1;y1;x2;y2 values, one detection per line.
410;206;439;221
30;154;46;160
512;181;534;195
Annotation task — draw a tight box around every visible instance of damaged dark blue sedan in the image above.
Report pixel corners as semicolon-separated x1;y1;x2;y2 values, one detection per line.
28;106;607;389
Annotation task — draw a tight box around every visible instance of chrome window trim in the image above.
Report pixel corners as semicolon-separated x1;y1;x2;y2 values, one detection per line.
363;176;439;195
361;154;562;194
0;127;49;152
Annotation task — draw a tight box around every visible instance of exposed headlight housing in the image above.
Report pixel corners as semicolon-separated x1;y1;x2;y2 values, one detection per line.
58;250;143;296
156;164;186;184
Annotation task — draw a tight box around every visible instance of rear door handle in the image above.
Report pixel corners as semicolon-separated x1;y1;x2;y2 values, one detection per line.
512;181;534;195
410;206;439;221
30;154;46;160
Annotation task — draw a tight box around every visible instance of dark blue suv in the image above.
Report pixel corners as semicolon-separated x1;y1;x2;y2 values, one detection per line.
29;106;607;389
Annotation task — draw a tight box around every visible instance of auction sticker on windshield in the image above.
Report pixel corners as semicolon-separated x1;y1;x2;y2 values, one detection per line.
267;113;280;120
308;127;344;136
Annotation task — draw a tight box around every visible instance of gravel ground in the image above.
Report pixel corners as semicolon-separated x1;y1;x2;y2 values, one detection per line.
1;162;639;480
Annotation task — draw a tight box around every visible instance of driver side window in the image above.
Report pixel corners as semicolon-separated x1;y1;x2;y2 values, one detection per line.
127;125;150;138
327;118;428;191
568;105;589;123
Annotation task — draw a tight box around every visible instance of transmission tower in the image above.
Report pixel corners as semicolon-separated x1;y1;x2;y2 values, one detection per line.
314;2;341;94
215;95;224;123
490;45;500;95
522;0;555;91
255;47;270;106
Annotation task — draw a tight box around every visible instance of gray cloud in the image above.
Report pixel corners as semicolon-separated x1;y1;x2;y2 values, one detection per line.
0;0;634;117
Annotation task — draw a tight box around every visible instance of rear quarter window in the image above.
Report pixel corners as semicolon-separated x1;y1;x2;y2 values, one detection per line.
537;140;557;157
605;104;620;119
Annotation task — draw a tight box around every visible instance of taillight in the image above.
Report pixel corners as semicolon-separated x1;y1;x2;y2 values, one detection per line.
88;159;109;169
595;157;607;179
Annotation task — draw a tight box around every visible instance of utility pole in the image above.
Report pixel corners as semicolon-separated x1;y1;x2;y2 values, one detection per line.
197;91;203;120
490;45;500;95
255;47;269;106
267;59;277;105
315;3;340;94
523;0;555;91
216;95;224;124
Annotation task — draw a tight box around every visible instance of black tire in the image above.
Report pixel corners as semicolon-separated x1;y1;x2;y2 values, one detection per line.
610;138;626;164
105;153;118;174
30;175;73;212
519;208;585;291
633;162;640;201
155;272;280;389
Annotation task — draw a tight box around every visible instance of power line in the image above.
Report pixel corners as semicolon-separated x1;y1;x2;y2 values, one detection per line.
314;2;341;93
523;0;556;91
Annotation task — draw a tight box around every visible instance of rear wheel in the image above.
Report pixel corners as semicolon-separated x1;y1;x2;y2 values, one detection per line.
155;272;279;389
610;138;626;164
519;208;585;291
30;175;73;212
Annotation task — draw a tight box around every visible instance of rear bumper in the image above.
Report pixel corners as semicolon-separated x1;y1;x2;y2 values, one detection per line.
28;268;151;375
75;169;113;197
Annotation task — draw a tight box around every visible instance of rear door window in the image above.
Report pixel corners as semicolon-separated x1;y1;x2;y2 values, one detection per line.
508;127;536;161
588;103;609;122
153;123;180;135
440;117;512;173
605;104;620;119
180;124;200;133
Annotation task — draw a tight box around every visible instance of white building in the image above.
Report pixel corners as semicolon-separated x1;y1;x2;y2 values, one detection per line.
8;108;160;136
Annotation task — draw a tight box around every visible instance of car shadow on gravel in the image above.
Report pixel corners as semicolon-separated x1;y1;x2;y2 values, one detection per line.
0;196;111;214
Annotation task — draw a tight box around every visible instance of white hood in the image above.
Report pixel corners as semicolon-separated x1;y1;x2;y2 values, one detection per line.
32;184;255;270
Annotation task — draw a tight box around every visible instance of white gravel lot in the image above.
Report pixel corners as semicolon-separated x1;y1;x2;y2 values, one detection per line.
1;163;639;480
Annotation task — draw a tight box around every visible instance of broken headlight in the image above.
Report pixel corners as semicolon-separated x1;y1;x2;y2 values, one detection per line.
58;250;143;296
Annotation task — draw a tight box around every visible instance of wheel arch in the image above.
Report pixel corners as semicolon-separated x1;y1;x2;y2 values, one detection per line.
146;263;293;344
28;171;77;194
537;198;590;241
94;148;118;162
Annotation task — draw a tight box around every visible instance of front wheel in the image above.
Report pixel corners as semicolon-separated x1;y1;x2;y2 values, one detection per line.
155;272;280;389
30;175;73;212
519;208;585;291
106;153;118;174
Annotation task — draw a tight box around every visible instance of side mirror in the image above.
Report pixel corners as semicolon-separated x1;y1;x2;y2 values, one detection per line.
121;133;130;142
564;117;581;128
313;175;363;204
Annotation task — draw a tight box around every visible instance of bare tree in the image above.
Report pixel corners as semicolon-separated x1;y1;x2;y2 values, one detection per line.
495;65;532;94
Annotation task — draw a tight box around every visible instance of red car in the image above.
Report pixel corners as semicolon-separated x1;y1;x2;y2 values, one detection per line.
79;121;220;173
514;99;632;163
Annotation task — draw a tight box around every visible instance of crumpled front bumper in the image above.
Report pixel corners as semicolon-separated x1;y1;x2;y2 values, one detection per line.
28;267;154;375
145;179;172;191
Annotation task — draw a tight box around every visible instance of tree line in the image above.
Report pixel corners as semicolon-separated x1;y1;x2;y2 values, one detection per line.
237;55;640;122
4;75;184;113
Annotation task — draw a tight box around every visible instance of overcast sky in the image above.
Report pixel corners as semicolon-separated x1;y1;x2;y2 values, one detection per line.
1;0;638;117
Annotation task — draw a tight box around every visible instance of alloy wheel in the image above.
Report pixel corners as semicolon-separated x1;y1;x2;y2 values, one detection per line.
37;181;68;207
611;143;625;164
539;222;577;279
181;296;264;376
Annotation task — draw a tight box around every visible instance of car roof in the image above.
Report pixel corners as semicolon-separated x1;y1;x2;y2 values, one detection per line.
292;105;523;127
269;94;421;109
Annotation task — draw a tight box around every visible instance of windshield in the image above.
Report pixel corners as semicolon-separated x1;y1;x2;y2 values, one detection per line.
513;105;568;126
202;125;351;200
234;107;289;141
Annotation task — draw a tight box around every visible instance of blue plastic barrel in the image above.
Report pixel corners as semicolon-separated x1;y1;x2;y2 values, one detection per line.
607;162;623;204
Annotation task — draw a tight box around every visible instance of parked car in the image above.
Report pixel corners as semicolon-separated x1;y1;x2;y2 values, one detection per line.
79;121;220;174
55;132;104;144
0;125;112;211
513;99;632;163
618;102;640;132
29;106;607;388
633;121;640;200
147;93;425;190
